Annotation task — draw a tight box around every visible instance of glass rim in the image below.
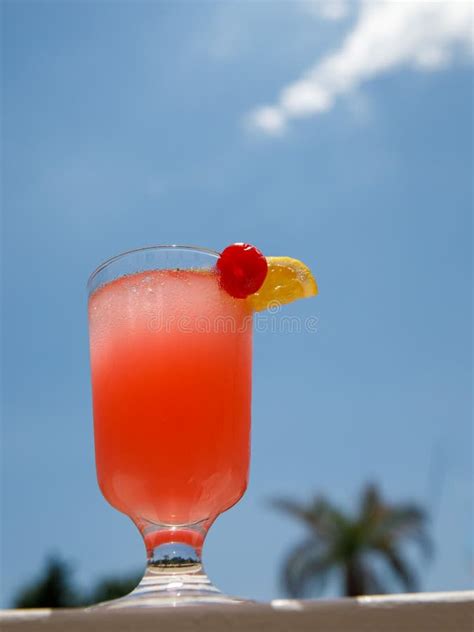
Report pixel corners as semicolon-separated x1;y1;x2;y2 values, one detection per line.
87;244;220;292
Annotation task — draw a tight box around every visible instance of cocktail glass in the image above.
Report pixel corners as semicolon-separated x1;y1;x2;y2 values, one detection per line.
87;245;253;607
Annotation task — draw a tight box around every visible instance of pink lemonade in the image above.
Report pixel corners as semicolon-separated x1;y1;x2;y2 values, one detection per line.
89;269;252;530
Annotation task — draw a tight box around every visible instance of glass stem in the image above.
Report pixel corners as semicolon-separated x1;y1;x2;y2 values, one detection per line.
91;517;247;607
139;517;211;566
116;517;225;606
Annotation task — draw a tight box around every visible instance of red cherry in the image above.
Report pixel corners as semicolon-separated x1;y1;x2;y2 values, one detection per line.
217;243;268;299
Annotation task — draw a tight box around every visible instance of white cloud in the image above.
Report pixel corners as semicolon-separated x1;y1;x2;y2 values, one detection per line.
249;106;287;136
247;1;474;135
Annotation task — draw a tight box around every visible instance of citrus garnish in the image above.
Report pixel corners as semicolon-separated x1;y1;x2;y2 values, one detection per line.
248;256;318;312
217;244;317;311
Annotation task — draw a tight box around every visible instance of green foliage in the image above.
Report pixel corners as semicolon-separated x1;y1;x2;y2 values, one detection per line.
14;557;78;608
80;576;141;607
271;483;432;598
150;555;198;568
13;556;141;608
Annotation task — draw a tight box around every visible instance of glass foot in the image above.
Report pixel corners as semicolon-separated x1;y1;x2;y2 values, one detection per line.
90;542;248;609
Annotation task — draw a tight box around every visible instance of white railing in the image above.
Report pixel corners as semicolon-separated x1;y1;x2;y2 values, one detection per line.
1;591;473;631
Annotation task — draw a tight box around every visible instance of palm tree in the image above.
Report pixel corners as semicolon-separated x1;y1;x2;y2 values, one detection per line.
271;483;431;598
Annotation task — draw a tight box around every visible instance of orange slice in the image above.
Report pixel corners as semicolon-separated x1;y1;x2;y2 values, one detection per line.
248;257;318;312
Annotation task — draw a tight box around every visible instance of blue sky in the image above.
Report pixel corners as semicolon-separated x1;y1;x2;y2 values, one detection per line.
2;1;472;605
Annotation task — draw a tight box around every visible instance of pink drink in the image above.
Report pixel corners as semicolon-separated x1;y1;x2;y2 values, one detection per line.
89;269;252;529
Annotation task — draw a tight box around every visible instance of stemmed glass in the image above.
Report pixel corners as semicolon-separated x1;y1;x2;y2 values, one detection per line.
87;245;253;607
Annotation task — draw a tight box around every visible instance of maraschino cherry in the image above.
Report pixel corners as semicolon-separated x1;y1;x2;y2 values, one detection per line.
217;243;268;299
